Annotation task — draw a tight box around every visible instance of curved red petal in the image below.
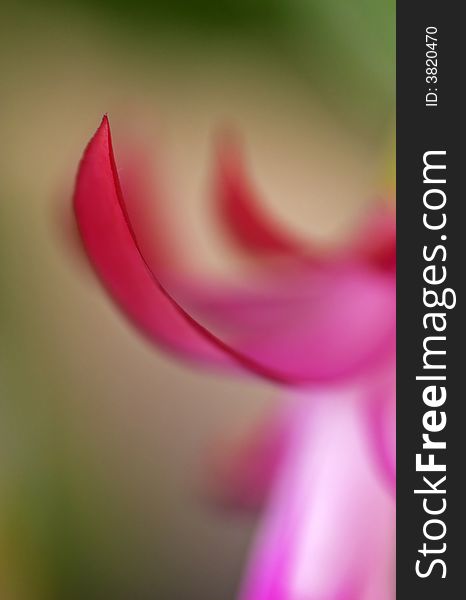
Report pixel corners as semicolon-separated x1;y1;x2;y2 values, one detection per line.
74;117;278;379
215;135;316;259
216;135;396;274
117;139;193;276
73;117;395;383
349;204;396;271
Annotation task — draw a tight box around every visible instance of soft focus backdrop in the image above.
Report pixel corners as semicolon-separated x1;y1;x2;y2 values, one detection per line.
1;1;394;598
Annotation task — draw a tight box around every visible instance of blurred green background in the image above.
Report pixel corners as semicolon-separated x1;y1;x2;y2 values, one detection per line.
1;1;394;598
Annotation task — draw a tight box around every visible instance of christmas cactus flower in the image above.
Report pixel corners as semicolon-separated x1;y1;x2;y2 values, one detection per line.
72;116;395;599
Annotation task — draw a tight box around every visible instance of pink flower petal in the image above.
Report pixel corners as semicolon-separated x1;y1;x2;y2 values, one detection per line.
349;205;396;271
117;141;182;274
365;379;396;491
203;409;291;512
180;267;396;382
216;134;396;275
74;117;395;383
215;134;315;259
73;116;253;374
239;391;394;600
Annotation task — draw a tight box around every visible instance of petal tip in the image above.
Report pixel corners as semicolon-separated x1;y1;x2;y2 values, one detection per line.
93;114;111;144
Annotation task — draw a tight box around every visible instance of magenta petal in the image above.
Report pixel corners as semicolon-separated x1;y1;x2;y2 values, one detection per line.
117;141;182;274
216;135;315;258
239;391;394;600
365;379;396;491
349;206;396;271
72;117;304;380
204;409;291;511
74;117;270;376
74;117;395;383
181;267;396;382
216;137;396;274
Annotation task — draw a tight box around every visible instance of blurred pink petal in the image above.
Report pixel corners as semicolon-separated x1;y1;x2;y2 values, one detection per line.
74;116;242;370
349;205;396;271
215;134;314;258
203;409;291;511
216;134;396;275
118;142;179;273
365;379;396;491
239;391;394;600
73;117;395;383
181;267;395;382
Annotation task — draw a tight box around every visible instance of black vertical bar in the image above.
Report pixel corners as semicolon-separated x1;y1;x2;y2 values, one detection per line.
397;3;464;598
